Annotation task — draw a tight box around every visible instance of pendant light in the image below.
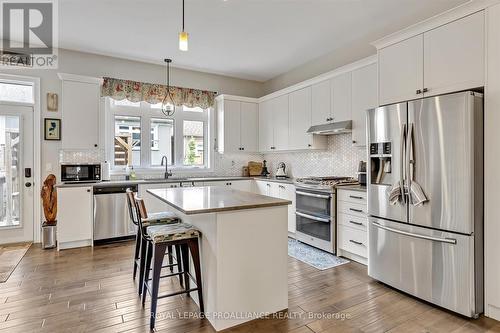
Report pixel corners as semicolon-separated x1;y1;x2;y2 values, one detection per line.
162;58;175;117
179;0;188;51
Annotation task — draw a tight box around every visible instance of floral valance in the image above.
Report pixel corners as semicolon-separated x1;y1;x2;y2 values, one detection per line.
101;77;216;109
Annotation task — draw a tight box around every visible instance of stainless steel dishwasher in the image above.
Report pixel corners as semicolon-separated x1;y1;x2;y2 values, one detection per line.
93;184;138;241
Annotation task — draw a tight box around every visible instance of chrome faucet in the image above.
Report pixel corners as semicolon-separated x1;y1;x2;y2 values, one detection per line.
161;156;173;179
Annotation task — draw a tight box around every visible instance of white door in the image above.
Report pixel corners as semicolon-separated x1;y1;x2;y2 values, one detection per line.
258;100;274;152
332;72;352;122
378;34;424;105
423;11;485;97
311;80;331;126
351;63;378;147
289;87;312;150
272;95;289;151
0;104;34;244
223;100;241;153
240;102;258;152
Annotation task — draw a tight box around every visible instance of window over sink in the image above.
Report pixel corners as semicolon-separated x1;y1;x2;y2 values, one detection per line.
105;98;211;171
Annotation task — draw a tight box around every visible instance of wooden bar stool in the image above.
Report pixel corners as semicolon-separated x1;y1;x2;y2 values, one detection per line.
125;189;183;296
134;197;204;330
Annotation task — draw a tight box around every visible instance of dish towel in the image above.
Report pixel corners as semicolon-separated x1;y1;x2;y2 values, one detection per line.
389;181;404;205
408;180;428;207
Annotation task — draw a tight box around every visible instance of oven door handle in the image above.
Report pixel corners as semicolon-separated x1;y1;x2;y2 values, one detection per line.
295;191;331;199
295;211;330;223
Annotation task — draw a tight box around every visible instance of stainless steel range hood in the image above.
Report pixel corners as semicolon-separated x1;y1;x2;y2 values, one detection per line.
307;120;352;135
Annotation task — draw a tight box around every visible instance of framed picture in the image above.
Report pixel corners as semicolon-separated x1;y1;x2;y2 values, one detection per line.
44;118;61;140
47;93;58;112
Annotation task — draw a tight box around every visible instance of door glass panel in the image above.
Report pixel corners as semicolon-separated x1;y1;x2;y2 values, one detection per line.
296;193;330;217
296;215;331;241
0;116;21;227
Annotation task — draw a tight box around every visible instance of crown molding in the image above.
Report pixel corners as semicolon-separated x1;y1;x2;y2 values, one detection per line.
257;54;377;103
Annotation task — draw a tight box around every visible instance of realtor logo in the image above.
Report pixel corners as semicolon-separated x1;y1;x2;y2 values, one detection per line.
1;0;58;68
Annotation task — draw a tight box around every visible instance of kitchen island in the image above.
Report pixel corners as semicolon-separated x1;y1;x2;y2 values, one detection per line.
147;186;291;331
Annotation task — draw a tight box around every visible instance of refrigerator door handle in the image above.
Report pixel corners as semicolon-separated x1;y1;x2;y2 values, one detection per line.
407;123;414;194
372;221;457;244
400;124;407;204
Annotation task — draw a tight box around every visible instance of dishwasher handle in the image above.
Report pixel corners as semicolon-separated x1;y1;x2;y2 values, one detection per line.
93;184;138;195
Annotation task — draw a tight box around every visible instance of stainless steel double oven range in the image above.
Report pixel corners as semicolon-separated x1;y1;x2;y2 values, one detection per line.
294;177;355;253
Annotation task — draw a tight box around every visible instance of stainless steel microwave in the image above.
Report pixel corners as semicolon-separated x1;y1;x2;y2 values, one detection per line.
61;164;101;183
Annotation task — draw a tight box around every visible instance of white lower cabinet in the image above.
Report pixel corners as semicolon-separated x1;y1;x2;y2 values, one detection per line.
139;183;181;214
57;186;93;250
336;188;368;264
203;180;253;192
255;180;296;235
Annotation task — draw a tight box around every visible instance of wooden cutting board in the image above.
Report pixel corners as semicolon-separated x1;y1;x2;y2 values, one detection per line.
248;161;263;176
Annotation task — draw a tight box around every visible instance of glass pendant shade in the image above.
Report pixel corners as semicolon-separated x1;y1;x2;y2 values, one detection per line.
179;31;189;51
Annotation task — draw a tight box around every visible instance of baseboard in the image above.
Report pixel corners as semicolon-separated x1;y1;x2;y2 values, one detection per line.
486;304;500;321
57;239;92;251
337;248;367;265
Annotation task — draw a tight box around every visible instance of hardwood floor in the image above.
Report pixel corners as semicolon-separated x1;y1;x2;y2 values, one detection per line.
0;242;498;333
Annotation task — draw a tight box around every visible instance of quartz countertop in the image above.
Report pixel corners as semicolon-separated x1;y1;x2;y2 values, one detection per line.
336;184;367;192
55;176;252;188
147;186;291;215
253;177;295;184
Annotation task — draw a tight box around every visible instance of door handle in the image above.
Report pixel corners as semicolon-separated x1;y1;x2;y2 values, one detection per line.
25;182;32;188
372;221;457;244
295;211;330;223
349;220;363;226
296;191;331;199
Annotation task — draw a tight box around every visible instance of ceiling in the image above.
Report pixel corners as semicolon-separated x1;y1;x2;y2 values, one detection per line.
59;0;470;81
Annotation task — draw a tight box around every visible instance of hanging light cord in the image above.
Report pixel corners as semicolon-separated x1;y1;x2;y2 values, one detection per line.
182;0;185;32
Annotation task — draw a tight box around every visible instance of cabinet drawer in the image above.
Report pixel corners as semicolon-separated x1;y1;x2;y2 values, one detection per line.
337;190;366;204
338;213;367;232
338;225;367;258
337;200;367;217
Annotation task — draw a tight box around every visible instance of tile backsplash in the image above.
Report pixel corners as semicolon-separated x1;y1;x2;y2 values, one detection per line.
263;134;367;178
61;134;365;179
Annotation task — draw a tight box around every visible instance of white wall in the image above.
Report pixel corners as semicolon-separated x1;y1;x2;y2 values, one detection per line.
0;48;265;184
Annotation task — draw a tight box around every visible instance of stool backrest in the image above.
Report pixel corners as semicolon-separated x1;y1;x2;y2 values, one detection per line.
134;196;150;241
125;188;138;225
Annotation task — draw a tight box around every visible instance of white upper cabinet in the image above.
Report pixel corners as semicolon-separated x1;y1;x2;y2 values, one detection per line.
289;87;312;150
217;96;259;153
378;11;485;106
332;72;352;122
351;63;378;147
311;80;331;126
259;99;274;152
423;11;485;97
59;75;101;150
272;95;290;151
240;102;259;152
378;35;424;105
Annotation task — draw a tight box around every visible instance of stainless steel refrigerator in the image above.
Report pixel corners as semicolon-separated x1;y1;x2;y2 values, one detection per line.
367;91;484;318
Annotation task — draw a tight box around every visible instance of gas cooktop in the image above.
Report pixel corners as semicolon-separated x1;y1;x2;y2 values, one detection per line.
294;176;358;192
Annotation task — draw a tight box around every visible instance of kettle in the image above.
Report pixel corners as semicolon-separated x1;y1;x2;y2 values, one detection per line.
275;162;288;179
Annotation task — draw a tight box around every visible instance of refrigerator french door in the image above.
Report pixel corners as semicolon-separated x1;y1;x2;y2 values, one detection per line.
367;91;484;318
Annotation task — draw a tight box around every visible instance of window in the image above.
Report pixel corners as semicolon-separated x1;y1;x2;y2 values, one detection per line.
0;82;33;103
183;120;204;166
151;118;174;166
107;99;211;170
113;99;140;107
114;116;141;167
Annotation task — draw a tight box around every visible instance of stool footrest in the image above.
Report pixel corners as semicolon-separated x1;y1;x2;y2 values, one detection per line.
158;288;200;299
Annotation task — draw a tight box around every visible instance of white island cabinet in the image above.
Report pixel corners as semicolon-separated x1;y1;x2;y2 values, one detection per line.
57;186;93;250
255;180;296;235
148;187;290;331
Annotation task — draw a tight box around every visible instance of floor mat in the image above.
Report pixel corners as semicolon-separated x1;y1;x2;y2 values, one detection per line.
0;242;32;282
288;238;349;270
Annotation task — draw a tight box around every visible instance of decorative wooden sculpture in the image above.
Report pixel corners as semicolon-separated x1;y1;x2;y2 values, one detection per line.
41;174;57;225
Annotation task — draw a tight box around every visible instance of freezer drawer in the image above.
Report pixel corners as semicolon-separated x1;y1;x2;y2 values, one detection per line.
368;217;483;317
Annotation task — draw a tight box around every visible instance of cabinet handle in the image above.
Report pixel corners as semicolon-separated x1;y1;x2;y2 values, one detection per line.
87;189;91;193
349;208;363;213
349;220;363;226
241;147;244;151
349;239;364;246
349;195;363;200
416;89;422;95
423;88;428;93
352;140;357;144
308;144;312;147
94;144;98;148
266;184;271;187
